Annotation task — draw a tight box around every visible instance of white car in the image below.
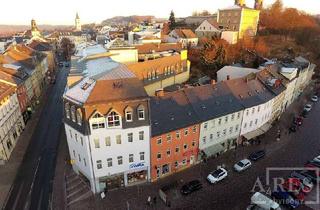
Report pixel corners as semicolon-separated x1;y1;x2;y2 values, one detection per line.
304;104;312;112
207;168;228;184
234;159;252;172
314;155;320;162
311;95;318;102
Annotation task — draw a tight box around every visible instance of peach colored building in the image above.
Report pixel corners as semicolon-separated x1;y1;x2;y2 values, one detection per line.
150;90;200;181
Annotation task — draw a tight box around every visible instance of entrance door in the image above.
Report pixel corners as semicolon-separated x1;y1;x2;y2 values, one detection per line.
190;155;195;165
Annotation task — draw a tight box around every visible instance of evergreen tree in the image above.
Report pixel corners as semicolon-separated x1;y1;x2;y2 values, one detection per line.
169;10;176;30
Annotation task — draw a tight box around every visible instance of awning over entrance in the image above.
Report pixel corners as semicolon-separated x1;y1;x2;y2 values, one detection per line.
203;144;225;157
243;122;272;140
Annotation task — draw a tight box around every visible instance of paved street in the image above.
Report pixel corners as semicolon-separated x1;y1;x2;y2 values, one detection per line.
66;86;320;210
3;66;68;210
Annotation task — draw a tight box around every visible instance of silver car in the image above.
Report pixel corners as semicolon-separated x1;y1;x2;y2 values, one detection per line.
234;159;252;172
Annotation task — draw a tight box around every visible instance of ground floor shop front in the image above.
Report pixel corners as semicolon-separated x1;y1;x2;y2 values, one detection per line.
96;166;149;193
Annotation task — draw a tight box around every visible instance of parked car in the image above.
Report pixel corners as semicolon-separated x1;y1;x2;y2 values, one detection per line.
272;188;300;209
282;178;311;194
65;63;70;67
305;160;320;170
249;150;266;161
58;62;64;67
207;168;228;184
293;116;303;126
298;170;320;184
301;110;308;118
290;171;314;190
313;155;320;163
290;124;298;132
234;159;252;172
311;95;318;102
303;104;312;112
180;180;202;195
248;192;281;210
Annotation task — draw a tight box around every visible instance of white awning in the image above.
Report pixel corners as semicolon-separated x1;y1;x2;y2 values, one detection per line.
260;122;272;133
243;122;272;140
203;144;225;157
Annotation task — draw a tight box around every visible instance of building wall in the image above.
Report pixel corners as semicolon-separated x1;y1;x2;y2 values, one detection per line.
240;99;273;136
283;78;297;110
238;8;260;39
109;48;138;64
144;70;190;96
271;92;285;122
0;93;25;162
218;9;241;31
199;110;243;156
150;124;200;181
294;68;309;100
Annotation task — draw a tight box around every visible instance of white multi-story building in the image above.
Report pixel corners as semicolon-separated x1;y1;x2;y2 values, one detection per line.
184;82;244;157
0;83;25;164
63;64;151;193
225;76;275;142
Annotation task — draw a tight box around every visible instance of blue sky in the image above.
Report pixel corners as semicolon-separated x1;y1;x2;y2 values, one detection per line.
1;0;319;25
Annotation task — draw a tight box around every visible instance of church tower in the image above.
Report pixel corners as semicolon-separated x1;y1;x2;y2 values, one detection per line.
75;12;81;31
234;0;246;6
30;19;41;38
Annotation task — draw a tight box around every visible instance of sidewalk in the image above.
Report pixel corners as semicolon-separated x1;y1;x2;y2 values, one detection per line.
62;84;315;210
0;85;53;208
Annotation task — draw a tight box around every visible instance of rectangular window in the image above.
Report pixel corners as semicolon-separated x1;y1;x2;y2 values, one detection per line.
235;124;239;131
69;130;72;138
257;106;261;112
174;161;179;168
244;123;247;128
183;144;188;150
116;135;121;144
175;146;180;153
125;111;132;122
231;114;235;120
246;110;249;116
138;109;145;120
192;141;196;147
128;133;133;142
107;158;112;167
182;159;187;165
139;131;144;140
157;153;161;159
96;160;102;169
229;127;233;134
218;118;222;125
75;133;78;142
249;121;253;127
78;154;81;162
252;108;255;114
204;122;208;129
166;134;172;141
192;126;197;133
223;129;227;136
80;137;83;146
140;152;145;161
176;131;180;139
105;137;111;146
225;116;228;123
129;154;134;163
73;150;75;157
92;122;105;129
202;136;206;144
83;158;86;166
166;149;171;156
184;128;189;136
210;134;213;140
237;112;241;119
94;139;100;148
217;131;221;138
117;156;123;165
157;137;162;144
255;119;258;125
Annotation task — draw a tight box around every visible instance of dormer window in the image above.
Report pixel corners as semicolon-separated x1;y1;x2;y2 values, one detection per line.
137;105;145;120
125;107;133;122
107;111;121;128
91;112;105;130
76;109;82;125
71;105;76;122
65;102;70;119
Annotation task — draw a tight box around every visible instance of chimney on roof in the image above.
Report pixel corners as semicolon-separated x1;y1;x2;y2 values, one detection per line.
227;75;230;80
155;89;164;97
210;79;216;86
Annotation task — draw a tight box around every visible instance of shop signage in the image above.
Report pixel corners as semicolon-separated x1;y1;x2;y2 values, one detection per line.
129;162;145;169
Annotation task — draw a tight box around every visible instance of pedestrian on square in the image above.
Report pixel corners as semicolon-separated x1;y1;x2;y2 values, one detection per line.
147;196;151;206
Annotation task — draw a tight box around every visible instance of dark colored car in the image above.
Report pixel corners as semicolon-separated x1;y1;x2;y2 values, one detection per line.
58;62;63;67
305;161;320;170
180;180;202;195
301;110;308;118
65;63;70;67
249;150;266;161
290;124;298;132
272;187;300;209
298;170;320;184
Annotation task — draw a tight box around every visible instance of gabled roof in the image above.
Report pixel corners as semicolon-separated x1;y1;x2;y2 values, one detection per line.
28;40;52;51
0;70;23;86
0;81;15;101
150;90;200;137
172;29;197;39
135;43;182;54
225;76;274;108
